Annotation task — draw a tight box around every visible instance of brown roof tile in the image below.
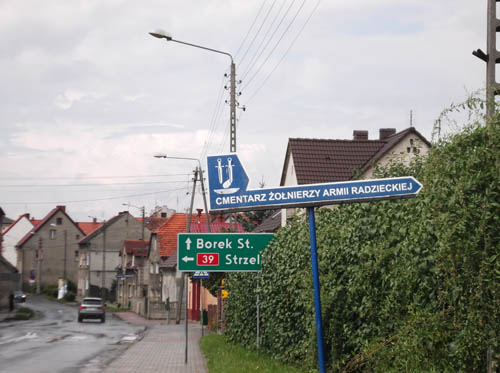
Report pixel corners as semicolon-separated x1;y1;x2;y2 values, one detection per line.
283;127;430;185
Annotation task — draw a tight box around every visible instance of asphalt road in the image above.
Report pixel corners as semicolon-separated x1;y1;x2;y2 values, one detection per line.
0;295;144;373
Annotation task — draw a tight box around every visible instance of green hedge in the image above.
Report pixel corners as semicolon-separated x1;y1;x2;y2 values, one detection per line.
225;105;500;371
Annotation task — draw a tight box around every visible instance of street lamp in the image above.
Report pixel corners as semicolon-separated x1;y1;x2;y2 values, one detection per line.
153;154;211;233
154;153;212;365
149;29;237;153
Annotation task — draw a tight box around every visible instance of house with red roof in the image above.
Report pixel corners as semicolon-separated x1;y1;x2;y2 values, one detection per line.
277;127;431;226
77;211;151;300
16;206;86;291
127;211;244;320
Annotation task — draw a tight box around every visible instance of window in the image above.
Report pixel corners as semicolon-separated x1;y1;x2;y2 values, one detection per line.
74;250;79;262
56;217;63;225
161;212;167;218
76;234;80;240
49;230;56;240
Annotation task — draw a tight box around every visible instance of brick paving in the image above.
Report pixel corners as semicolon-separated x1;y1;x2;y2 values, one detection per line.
104;312;208;373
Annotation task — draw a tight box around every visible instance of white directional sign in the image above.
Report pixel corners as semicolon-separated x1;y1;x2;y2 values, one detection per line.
206;154;423;212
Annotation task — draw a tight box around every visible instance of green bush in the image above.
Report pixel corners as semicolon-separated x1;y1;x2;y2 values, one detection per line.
42;283;58;298
67;280;77;293
63;291;76;302
224;99;500;371
14;307;34;320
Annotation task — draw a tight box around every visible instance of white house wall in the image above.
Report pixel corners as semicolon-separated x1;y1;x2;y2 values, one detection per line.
362;133;430;179
281;153;298;226
2;217;33;268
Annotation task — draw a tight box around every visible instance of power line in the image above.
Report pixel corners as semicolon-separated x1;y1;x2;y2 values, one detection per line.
240;0;292;81
234;0;267;60
237;0;278;67
0;180;190;188
0;173;190;180
246;0;322;104
242;0;307;92
0;188;188;205
199;73;228;160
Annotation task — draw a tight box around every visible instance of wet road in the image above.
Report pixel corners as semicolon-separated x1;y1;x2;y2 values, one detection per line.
0;295;144;373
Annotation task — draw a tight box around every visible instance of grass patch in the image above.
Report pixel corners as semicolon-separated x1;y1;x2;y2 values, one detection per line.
200;334;306;373
13;307;34;320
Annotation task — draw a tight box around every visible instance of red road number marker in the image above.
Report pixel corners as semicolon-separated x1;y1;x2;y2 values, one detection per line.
197;253;219;266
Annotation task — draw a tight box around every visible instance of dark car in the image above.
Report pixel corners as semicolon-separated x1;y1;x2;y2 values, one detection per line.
14;290;26;302
78;297;105;323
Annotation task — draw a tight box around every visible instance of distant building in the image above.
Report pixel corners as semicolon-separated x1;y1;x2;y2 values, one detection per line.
1;213;36;269
77;211;151;300
16;206;85;291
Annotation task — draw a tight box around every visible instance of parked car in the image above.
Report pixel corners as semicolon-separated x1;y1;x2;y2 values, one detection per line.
78;297;105;323
14;290;26;302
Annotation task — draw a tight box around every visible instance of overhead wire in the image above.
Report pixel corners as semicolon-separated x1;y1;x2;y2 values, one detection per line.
0;180;193;188
240;0;291;81
0;187;189;205
237;0;278;67
245;0;322;104
199;73;227;160
0;173;190;180
233;0;267;60
241;0;307;92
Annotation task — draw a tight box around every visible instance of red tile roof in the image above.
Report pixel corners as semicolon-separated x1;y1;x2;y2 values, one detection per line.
155;213;245;257
190;221;245;233
17;206;84;247
143;216;170;233
123;239;150;257
77;221;103;235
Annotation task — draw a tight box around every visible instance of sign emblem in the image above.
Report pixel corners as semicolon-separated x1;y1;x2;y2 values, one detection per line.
214;157;239;194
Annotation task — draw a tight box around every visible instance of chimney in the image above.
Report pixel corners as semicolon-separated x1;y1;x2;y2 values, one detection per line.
353;130;368;140
57;205;66;212
93;218;97;223
196;209;203;222
379;128;396;140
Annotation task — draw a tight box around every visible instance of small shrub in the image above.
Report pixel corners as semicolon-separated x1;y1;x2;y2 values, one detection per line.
42;283;58;298
67;280;77;293
63;291;75;302
14;307;34;320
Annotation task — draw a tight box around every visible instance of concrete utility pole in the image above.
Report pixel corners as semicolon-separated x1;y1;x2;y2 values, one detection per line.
229;61;237;152
473;0;500;119
36;237;42;294
63;230;67;280
177;168;198;325
149;29;238;152
102;220;106;299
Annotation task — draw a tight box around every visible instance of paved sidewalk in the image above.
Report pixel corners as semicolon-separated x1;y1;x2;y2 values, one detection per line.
105;313;208;373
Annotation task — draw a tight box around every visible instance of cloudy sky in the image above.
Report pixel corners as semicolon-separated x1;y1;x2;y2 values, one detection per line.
0;0;486;223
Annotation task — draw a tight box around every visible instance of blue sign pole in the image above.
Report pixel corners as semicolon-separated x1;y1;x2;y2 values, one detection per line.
307;207;326;373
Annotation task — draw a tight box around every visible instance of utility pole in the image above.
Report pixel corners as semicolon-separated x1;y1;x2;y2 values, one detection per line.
36;237;42;294
141;207;145;242
473;0;500;120
230;61;237;152
177;168;198;325
102;220;106;299
63;230;67;280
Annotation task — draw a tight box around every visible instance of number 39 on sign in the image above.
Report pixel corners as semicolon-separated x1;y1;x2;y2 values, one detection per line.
197;253;219;266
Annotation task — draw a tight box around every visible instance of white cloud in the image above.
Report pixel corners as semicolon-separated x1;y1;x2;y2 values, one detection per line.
0;0;486;221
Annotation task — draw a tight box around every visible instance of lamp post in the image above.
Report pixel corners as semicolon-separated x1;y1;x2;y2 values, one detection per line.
149;29;237;153
154;153;212;365
153;154;211;232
